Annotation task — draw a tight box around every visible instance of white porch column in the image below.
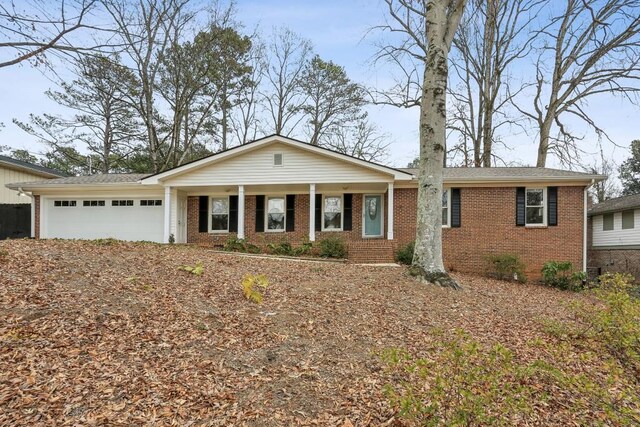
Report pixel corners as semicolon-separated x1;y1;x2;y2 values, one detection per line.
238;185;245;239
163;186;171;243
387;182;394;240
309;184;316;242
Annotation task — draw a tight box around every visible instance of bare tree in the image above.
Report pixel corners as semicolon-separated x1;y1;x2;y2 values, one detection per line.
300;55;368;145
261;27;312;136
448;0;547;166
104;0;194;173
14;55;141;173
378;0;466;288
586;152;619;203
0;0;103;68
324;119;390;162
231;39;267;145
517;0;640;167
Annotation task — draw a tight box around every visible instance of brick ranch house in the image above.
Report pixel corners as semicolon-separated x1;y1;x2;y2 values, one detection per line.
6;135;604;278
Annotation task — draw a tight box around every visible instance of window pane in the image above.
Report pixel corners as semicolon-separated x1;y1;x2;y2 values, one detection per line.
622;210;635;229
212;214;229;231
526;207;543;224
323;196;342;230
526;189;543;206
324;212;342;229
212;198;228;215
603;213;614;231
442;190;448;207
267;198;285;230
324;196;341;213
442;208;449;226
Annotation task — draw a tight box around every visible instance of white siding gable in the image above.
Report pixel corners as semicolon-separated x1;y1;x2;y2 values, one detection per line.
0;165;47;204
162;142;393;186
592;209;640;247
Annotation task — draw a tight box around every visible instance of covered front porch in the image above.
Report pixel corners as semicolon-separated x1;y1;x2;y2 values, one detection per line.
163;182;396;250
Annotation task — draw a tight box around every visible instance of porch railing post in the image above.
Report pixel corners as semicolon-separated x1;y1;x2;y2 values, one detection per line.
387;182;394;240
309;183;316;242
238;185;245;239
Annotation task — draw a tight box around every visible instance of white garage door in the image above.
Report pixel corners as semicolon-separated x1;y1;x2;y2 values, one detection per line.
43;197;164;242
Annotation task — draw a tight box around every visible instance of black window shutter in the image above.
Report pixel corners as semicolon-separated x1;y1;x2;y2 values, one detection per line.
516;187;526;226
548;186;558;226
343;193;353;231
228;195;239;233
451;188;461;228
198;196;208;232
286;194;295;232
255;195;265;232
315;194;322;232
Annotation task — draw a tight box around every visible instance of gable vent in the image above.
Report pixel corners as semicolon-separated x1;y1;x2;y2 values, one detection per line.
273;153;283;166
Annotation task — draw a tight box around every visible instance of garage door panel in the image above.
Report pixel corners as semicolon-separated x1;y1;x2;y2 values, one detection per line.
44;198;164;242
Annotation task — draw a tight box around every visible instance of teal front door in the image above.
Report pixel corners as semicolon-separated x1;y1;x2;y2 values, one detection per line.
363;195;383;237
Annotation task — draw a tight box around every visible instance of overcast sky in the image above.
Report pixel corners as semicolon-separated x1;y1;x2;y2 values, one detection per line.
0;0;637;170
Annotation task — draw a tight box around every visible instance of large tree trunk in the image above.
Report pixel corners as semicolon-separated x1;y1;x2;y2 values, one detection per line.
412;0;464;290
536;117;552;167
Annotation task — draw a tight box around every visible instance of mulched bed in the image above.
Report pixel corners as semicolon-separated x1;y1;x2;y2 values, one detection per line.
0;240;589;425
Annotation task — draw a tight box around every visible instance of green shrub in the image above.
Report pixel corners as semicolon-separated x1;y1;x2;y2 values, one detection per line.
318;236;347;259
486;253;527;282
245;243;261;254
395;241;414;265
168;233;175;244
292;242;313;256
223;237;247;252
573;273;640;373
541;261;586;291
267;241;294;255
381;327;640;425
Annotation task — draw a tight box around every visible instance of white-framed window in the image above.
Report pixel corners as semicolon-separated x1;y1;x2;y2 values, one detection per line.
211;197;229;232
83;200;105;207
273;153;283;166
266;196;286;231
112;200;134;206
323;195;343;231
525;188;545;226
602;213;614;231
54;200;76;207
622;210;635;230
140;200;162;206
442;189;450;227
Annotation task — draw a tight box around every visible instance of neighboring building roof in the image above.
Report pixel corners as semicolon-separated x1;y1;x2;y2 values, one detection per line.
401;167;604;182
588;193;640;216
0;154;67;178
5;173;148;190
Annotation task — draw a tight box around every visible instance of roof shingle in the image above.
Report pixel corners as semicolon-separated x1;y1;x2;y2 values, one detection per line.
589;193;640;216
5;173;148;189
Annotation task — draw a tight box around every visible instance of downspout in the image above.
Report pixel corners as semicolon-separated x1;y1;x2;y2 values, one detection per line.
583;180;594;272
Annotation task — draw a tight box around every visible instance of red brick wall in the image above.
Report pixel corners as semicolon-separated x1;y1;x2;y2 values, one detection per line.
189;194;376;241
393;187;585;278
187;186;586;276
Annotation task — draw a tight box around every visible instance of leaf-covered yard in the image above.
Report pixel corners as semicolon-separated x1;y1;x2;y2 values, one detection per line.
0;240;638;425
